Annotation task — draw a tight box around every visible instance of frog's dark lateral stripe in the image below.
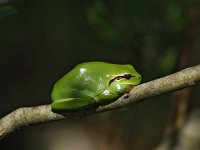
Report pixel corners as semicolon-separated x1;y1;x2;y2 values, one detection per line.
108;74;133;86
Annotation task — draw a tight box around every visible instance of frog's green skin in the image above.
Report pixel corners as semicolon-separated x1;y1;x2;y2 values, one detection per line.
51;62;141;110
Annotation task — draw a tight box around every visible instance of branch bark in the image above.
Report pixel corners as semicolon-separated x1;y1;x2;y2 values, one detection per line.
0;65;200;139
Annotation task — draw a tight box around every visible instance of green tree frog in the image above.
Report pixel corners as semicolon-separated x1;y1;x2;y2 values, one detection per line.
51;62;141;110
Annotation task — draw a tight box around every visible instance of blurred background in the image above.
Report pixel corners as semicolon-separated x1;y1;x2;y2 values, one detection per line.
0;0;200;150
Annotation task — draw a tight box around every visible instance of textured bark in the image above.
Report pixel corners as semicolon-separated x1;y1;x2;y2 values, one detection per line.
0;65;200;139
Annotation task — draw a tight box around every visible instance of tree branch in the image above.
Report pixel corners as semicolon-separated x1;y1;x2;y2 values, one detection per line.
0;65;200;139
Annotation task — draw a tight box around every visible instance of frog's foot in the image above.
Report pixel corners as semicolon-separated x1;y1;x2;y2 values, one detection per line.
51;97;96;111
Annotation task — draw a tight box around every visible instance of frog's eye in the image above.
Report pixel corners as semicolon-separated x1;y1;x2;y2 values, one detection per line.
109;74;133;85
123;74;133;80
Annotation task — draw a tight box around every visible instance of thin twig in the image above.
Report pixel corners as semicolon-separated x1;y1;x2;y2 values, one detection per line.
0;65;200;139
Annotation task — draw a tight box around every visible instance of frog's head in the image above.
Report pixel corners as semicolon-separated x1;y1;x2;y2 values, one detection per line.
108;64;141;94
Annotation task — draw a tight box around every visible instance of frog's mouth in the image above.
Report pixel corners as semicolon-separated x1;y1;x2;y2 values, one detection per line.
108;74;133;86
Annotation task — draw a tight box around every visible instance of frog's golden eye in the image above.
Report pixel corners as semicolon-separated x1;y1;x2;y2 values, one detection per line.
124;74;133;80
108;74;133;86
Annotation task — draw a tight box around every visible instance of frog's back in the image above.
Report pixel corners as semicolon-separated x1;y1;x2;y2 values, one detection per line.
52;62;110;100
75;62;133;74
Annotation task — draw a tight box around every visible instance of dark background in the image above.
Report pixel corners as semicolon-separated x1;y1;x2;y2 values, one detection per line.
0;0;200;150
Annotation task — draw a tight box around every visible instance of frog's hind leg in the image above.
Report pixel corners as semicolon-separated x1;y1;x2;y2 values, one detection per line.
51;97;96;111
